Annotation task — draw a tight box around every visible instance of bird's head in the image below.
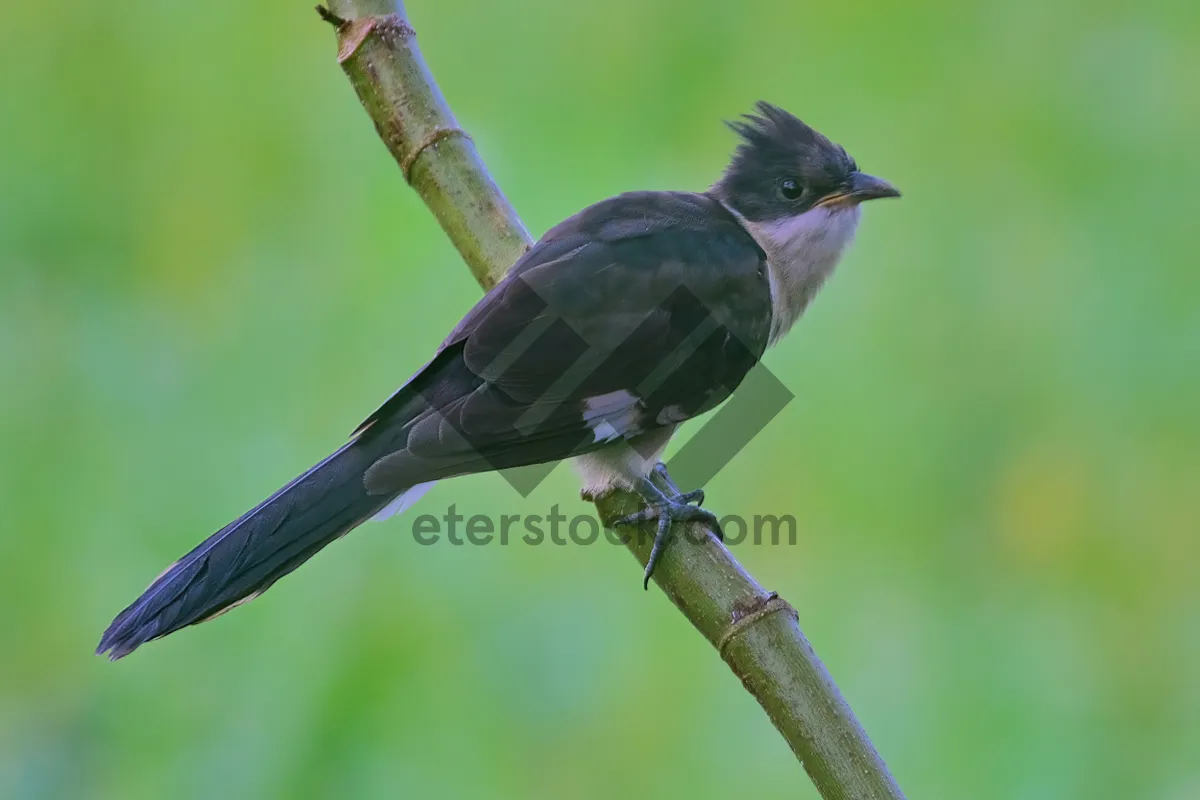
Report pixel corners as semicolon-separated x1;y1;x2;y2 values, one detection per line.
712;102;901;344
712;102;899;224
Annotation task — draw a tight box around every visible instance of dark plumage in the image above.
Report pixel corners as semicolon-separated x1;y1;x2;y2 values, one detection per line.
98;192;769;659
98;102;898;659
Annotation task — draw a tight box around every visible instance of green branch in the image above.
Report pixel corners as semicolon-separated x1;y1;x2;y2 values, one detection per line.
318;2;906;797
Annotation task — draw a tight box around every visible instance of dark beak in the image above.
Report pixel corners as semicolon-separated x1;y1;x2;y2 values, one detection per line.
814;172;901;209
847;171;901;202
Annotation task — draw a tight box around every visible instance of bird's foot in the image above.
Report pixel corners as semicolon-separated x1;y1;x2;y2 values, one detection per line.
647;462;722;544
613;464;722;589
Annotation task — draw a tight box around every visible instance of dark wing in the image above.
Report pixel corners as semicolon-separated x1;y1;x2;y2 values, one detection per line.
356;191;772;495
95;192;769;658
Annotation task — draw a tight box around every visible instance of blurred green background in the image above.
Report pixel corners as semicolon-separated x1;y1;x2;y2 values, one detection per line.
2;0;1198;797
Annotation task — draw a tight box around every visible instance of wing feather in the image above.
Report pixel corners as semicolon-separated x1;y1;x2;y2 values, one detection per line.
356;191;772;495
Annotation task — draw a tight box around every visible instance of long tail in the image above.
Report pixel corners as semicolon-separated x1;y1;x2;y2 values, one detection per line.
97;440;411;660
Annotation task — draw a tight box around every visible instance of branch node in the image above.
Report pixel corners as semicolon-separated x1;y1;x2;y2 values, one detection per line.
717;592;798;658
314;5;346;28
402;127;472;184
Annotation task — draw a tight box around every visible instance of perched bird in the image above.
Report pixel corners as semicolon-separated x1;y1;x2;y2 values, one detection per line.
98;102;899;659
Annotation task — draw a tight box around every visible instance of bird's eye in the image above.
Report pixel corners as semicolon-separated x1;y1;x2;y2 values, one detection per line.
778;177;803;201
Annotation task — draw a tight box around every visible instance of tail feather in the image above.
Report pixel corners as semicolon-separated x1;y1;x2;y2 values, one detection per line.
97;441;398;660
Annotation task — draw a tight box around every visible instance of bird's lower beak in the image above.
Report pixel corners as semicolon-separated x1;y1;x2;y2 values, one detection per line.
817;172;902;208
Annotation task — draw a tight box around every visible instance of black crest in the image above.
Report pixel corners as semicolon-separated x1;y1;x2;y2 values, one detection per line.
715;102;857;222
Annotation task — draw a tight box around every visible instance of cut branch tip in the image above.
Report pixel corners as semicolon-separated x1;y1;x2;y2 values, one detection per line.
315;5;346;28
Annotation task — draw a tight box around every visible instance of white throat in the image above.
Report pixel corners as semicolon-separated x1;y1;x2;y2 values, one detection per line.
727;204;861;346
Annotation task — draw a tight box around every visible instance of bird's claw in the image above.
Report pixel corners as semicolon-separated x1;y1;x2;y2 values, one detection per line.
613;466;722;589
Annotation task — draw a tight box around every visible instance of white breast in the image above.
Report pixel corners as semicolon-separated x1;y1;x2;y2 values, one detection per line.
734;205;861;345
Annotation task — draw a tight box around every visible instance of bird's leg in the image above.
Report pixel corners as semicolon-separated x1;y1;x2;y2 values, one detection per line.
614;463;723;589
649;462;705;507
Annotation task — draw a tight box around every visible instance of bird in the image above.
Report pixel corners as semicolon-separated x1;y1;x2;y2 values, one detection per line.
97;102;900;660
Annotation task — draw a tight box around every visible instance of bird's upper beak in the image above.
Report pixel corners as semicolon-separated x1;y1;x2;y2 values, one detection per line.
816;172;902;208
